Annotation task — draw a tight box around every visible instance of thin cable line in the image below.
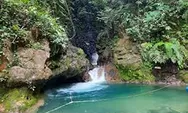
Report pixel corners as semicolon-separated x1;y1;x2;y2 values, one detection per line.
45;85;170;113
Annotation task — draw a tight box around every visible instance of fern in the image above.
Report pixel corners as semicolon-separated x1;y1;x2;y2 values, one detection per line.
141;39;188;68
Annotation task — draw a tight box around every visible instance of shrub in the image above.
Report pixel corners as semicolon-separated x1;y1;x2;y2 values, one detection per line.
0;0;68;56
100;0;186;42
141;38;188;68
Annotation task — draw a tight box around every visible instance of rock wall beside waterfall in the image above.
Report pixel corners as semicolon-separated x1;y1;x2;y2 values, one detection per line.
113;36;155;83
0;39;89;87
113;35;142;69
51;44;89;79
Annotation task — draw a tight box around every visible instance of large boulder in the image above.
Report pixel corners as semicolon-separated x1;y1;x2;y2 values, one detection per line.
52;44;89;79
8;40;52;84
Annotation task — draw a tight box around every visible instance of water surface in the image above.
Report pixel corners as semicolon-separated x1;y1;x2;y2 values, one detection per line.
38;84;188;113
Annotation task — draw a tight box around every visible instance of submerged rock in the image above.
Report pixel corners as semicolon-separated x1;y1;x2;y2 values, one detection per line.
148;107;181;113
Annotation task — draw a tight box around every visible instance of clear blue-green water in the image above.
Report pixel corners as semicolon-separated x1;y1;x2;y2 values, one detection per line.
38;83;188;113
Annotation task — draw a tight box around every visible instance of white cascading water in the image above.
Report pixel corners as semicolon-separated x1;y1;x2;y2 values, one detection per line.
88;67;106;83
57;67;107;93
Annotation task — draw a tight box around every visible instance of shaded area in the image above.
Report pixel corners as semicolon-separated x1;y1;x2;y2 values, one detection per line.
70;0;103;61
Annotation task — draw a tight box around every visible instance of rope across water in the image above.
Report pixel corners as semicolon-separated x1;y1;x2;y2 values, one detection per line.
45;85;170;113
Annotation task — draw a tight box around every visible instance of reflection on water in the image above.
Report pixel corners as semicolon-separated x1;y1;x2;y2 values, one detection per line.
38;84;188;113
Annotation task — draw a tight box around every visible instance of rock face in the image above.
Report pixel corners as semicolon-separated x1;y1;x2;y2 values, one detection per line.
112;34;156;83
113;35;142;69
0;39;13;72
52;44;89;79
103;64;120;82
9;40;52;84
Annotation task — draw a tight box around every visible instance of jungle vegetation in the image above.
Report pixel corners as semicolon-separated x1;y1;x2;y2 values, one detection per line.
0;0;188;77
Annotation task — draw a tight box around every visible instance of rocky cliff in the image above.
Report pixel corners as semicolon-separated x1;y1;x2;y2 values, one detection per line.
0;39;89;112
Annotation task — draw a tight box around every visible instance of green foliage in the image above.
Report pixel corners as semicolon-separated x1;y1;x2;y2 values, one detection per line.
0;0;68;57
100;0;186;42
99;0;188;70
141;38;188;68
29;42;42;50
97;35;119;53
37;0;75;38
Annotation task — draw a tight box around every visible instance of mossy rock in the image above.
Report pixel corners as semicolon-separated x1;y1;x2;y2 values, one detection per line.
179;70;188;83
117;64;155;83
77;48;85;56
52;45;88;78
0;88;7;100
1;88;38;112
113;38;143;70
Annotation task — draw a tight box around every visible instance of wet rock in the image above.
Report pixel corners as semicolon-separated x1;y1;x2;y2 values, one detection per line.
83;64;120;82
104;64;120;82
25;99;44;113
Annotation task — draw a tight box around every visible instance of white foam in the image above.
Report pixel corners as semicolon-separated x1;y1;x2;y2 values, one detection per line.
57;67;107;93
88;67;106;83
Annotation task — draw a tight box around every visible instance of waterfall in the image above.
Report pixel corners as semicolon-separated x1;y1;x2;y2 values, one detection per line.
57;67;107;93
88;67;105;83
90;52;99;66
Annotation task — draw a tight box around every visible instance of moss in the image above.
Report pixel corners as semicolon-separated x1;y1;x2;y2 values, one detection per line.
64;58;71;67
0;88;7;101
179;70;188;83
1;88;39;112
116;64;155;83
29;42;43;50
77;49;85;56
